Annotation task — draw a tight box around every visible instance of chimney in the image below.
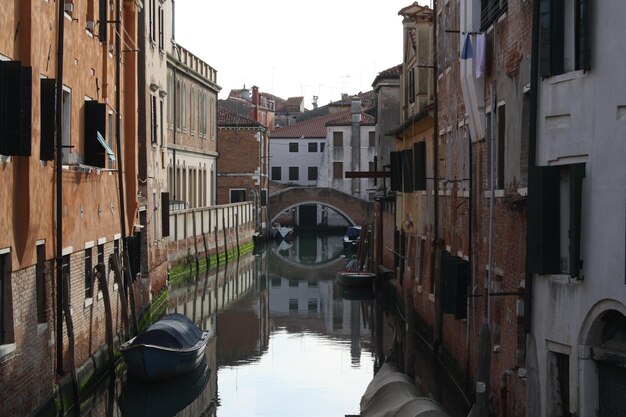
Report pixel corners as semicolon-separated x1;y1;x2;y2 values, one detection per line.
252;86;260;105
312;95;319;109
351;97;362;196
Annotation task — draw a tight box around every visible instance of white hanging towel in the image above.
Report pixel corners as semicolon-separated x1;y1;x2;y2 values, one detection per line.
475;33;486;78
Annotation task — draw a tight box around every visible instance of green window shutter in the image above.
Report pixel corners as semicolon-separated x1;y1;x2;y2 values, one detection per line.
579;0;592;70
84;101;106;168
441;252;469;319
539;0;552;77
161;192;170;237
401;149;414;193
99;0;107;44
527;165;561;274
40;79;56;161
390;151;403;192
569;163;585;278
413;142;426;191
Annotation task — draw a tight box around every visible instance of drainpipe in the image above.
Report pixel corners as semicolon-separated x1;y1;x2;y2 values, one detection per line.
432;0;443;358
54;0;65;375
525;0;541;335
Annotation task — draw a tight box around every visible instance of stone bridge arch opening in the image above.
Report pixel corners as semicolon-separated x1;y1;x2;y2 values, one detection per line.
268;187;373;230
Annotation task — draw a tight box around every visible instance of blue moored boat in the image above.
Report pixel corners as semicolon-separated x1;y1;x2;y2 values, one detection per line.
120;313;210;381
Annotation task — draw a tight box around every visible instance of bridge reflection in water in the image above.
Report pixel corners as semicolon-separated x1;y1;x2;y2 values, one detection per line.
70;233;377;417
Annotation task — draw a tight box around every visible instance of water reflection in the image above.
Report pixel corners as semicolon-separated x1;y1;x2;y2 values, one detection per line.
65;233;374;417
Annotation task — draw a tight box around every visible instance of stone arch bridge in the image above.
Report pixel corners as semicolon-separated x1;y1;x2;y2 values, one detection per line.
268;187;373;227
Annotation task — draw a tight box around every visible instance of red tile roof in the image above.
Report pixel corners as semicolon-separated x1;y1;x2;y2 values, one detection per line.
269;108;376;138
218;107;262;128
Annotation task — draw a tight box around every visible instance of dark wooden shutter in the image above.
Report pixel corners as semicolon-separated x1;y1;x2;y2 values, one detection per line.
401;149;414;192
569;163;585;278
161;192;170;237
40;79;56;161
390;151;403;192
539;0;552;77
527;165;561;274
99;0;107;43
0;62;32;156
84;100;106;167
441;252;469;319
579;0;592;70
413;141;426;191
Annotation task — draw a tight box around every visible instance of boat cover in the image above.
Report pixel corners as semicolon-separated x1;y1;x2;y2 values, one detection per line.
133;313;204;349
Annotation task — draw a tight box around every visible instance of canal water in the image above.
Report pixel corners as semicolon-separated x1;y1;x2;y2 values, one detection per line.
75;232;378;417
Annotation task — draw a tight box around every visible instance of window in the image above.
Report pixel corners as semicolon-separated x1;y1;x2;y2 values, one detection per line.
0;61;32;157
151;95;157;144
289;280;298;287
390;151;403;191
97;243;104;270
0;253;7;344
158;4;164;51
159;99;164;146
308;142;317;152
308;299;318;312
320;142;325;152
230;189;246;203
85;248;93;299
289;299;298;313
62;254;70;302
61;88;71;163
271;166;281;181
40;79;56;161
271;278;281;288
333;162;343;179
161;192;170;237
308;166;318;181
98;0;107;43
288;166;299;181
548;350;571;416
413;142;427;191
181;83;187;130
369;131;376;148
261;190;267;207
333;131;343;147
497;104;506;189
408;67;415;104
36;243;46;323
108;111;115;167
149;0;156;43
401;149;414;193
481;0;508;31
113;239;119;261
189;88;195;134
527;163;585;278
289;142;298;152
540;0;591;77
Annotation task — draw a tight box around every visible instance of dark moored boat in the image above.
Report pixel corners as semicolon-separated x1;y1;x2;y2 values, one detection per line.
120;313;210;381
336;270;376;287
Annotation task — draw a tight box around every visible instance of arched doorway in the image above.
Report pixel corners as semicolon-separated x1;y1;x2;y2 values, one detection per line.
581;304;626;417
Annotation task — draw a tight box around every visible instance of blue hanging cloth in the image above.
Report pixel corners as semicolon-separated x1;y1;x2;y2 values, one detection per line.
460;32;473;60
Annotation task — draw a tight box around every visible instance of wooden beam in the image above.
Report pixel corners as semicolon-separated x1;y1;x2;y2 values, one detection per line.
345;171;391;179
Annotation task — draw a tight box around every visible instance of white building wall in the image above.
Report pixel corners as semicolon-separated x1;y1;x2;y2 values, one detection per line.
531;2;626;416
269;137;326;186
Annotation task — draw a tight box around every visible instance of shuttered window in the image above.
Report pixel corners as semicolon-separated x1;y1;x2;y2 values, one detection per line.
413;142;427;191
401;149;414;193
540;0;592;77
40;79;56;161
441;252;469;319
0;61;32;157
84;101;107;168
161;192;170;237
390;151;403;192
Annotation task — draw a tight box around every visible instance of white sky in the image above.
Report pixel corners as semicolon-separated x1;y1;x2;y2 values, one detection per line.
176;0;430;107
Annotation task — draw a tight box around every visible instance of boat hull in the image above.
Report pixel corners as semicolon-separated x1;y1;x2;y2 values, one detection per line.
120;313;211;381
336;271;376;287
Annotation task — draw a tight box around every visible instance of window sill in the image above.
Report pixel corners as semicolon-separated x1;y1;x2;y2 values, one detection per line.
84;297;94;308
416;284;423;294
545;70;587;85
97;291;103;301
483;189;505;198
0;343;16;360
428;293;435;303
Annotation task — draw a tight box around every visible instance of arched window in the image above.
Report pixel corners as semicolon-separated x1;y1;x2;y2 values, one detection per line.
190;87;195;133
181;83;187;130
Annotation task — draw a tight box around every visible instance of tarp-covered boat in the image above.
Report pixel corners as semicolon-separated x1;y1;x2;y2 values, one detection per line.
120;313;210;381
